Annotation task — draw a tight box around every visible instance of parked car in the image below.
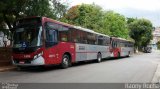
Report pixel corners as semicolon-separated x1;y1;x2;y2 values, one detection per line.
143;47;152;53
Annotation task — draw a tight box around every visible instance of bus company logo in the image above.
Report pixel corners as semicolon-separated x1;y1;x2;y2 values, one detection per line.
79;46;85;50
49;54;55;58
1;83;18;89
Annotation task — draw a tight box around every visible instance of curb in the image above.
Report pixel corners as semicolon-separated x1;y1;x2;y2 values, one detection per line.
0;66;16;72
151;63;160;83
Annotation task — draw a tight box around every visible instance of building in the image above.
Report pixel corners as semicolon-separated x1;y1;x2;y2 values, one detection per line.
0;31;5;47
0;31;10;47
151;27;160;50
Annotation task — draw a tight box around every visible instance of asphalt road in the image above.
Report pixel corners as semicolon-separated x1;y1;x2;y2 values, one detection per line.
0;51;160;83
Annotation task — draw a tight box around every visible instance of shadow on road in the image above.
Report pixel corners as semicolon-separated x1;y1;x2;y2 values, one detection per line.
13;56;129;73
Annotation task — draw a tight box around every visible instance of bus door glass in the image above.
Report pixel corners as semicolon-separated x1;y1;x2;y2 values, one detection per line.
44;22;59;61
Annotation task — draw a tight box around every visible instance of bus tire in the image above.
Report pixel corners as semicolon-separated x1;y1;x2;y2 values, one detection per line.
118;52;121;58
61;54;70;69
97;53;102;63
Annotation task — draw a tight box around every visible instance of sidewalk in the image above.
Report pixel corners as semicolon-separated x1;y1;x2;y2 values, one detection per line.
151;50;160;83
133;51;144;56
0;66;16;72
151;63;160;83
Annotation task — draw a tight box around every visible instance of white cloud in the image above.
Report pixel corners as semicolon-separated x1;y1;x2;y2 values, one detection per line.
69;0;160;11
68;0;160;26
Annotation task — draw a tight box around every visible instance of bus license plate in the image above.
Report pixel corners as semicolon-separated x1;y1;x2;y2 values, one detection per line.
19;61;25;64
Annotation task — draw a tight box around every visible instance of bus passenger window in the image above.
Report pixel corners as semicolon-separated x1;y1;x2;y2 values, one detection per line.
45;29;58;47
59;31;68;42
61;34;68;41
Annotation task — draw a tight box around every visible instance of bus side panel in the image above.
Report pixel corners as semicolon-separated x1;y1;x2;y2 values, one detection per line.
58;42;76;63
86;45;110;60
75;43;87;62
120;47;127;56
97;46;110;59
120;47;134;57
75;43;110;62
43;45;60;65
129;47;134;55
43;42;76;65
112;48;121;57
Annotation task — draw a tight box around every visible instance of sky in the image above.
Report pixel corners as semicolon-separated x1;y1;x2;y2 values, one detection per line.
66;0;160;27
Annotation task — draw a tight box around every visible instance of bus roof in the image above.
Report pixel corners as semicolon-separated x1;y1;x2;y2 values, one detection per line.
43;17;110;38
111;37;134;43
43;17;74;28
73;26;110;37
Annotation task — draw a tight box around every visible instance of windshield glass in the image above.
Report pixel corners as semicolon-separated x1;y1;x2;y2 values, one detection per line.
13;25;43;48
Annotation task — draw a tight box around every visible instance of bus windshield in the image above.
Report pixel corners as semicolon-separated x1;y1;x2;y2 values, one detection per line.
13;25;43;48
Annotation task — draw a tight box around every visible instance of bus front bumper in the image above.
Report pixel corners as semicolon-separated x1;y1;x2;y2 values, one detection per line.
12;56;45;66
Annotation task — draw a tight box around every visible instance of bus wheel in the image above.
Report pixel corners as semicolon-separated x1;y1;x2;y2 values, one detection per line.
118;52;121;58
61;54;70;69
97;53;102;63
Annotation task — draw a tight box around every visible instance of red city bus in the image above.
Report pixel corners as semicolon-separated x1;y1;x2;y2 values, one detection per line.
110;37;134;58
12;16;111;68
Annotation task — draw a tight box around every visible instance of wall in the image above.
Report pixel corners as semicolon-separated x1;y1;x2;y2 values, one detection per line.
0;48;12;67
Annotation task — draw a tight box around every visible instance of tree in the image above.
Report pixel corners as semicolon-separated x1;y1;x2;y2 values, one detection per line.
24;0;68;20
102;11;129;38
126;17;137;24
51;0;68;20
0;0;68;30
156;41;160;50
128;19;153;50
0;0;26;29
65;4;129;38
24;0;53;17
65;4;104;32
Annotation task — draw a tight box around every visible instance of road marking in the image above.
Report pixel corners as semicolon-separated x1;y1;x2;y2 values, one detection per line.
151;63;160;83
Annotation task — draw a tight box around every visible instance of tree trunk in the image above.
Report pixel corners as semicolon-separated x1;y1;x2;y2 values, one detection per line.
3;12;12;29
134;46;139;53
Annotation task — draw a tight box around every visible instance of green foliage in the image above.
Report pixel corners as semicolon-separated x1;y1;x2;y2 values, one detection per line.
102;11;128;38
0;0;24;29
66;4;103;31
126;18;137;24
65;4;129;39
24;0;52;17
0;29;11;39
157;41;160;50
0;0;68;29
128;19;153;48
24;0;68;20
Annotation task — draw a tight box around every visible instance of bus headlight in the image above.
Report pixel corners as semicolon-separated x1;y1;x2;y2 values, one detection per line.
34;51;43;59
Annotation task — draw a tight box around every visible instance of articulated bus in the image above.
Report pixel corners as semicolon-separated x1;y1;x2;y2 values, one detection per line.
12;16;134;68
